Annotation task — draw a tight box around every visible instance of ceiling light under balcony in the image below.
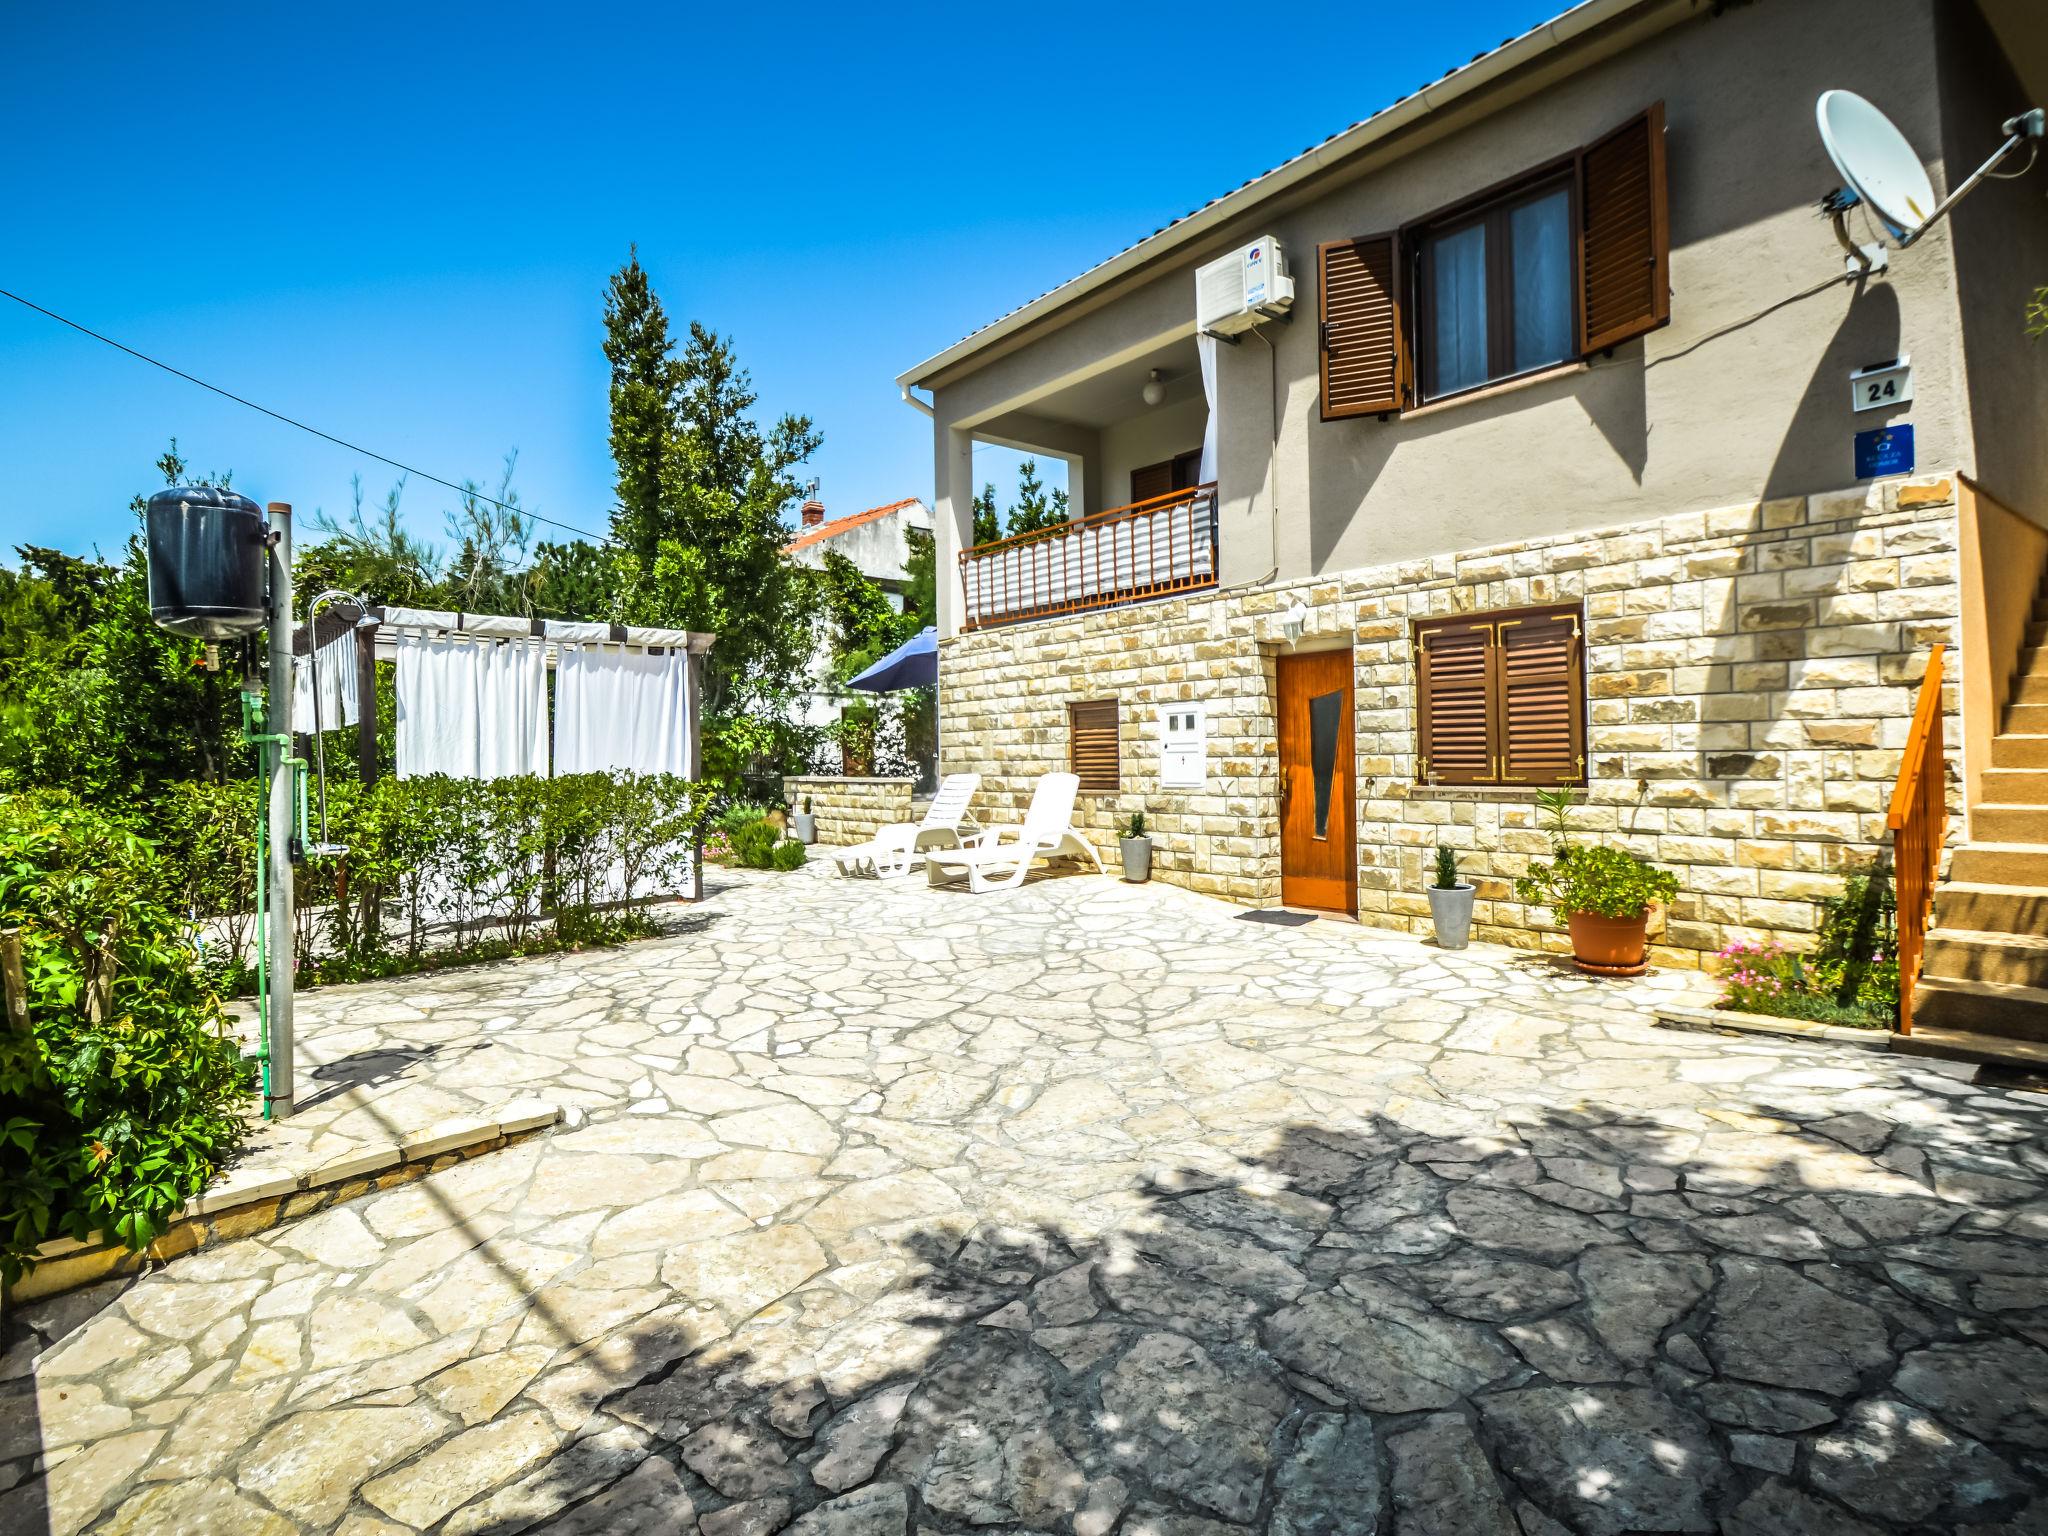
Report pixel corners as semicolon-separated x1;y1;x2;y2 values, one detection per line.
1142;369;1166;407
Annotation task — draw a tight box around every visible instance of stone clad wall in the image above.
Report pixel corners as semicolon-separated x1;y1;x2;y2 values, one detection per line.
939;477;1962;967
782;776;915;847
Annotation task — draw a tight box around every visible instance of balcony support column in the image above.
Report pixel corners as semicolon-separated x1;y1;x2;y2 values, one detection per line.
934;423;977;641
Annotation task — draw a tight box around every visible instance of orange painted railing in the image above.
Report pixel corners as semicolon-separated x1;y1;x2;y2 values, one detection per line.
958;482;1218;631
1887;644;1947;1035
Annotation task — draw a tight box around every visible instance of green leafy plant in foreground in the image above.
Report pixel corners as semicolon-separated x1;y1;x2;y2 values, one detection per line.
1122;810;1147;840
1515;787;1679;920
0;791;250;1282
1516;843;1680;920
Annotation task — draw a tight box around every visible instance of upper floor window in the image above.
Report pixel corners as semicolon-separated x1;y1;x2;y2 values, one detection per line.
1318;103;1669;420
1417;177;1576;401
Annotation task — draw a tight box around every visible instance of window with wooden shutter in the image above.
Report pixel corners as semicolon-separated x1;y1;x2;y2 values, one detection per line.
1068;699;1120;793
1413;603;1584;787
1417;620;1495;784
1578;101;1669;353
1497;609;1585;784
1319;233;1405;418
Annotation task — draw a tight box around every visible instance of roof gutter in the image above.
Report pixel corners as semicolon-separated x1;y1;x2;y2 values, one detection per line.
895;0;1660;391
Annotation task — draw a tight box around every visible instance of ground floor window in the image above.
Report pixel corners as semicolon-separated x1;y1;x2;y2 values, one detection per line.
1068;699;1120;793
1413;602;1585;786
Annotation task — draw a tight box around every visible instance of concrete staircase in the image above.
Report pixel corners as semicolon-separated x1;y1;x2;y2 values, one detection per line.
1904;566;2048;1066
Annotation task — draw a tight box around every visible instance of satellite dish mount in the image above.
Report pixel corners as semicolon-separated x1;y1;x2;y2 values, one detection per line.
1818;89;2044;275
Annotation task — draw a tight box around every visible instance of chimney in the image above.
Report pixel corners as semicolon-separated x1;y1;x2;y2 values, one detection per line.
800;498;826;527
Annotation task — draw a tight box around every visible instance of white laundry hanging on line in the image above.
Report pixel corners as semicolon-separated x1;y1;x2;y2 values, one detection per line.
552;643;694;777
393;632;549;779
292;632;361;731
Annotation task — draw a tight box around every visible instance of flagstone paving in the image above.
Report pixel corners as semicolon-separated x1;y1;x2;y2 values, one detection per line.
4;859;2047;1535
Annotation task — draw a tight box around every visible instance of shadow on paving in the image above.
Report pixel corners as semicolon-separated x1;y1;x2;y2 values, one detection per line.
453;1098;2048;1536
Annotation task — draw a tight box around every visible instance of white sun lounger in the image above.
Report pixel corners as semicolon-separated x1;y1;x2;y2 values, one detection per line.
831;772;982;879
925;772;1107;892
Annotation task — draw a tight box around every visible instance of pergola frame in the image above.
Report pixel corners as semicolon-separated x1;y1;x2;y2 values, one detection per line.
293;604;715;787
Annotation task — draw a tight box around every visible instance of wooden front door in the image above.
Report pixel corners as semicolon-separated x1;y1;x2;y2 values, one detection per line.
1277;649;1357;913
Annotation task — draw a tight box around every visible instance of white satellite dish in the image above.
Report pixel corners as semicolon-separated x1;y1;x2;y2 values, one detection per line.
1815;88;2044;273
1817;90;1937;238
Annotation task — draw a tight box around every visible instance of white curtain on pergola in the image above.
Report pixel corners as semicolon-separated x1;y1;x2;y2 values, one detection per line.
393;631;549;779
553;643;694;777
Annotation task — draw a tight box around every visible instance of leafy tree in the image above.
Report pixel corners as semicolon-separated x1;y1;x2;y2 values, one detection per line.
0;442;248;800
299;474;442;607
967;461;1073;544
297;460;618;622
524;539;622;621
1003;458;1072;535
438;452;534;614
601;250;821;788
972;482;1001;546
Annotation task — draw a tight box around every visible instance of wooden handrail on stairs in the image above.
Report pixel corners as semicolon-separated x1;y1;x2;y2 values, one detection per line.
1887;644;1947;1036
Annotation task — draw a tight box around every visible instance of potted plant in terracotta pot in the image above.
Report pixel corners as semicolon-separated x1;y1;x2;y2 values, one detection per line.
1427;844;1475;950
790;794;816;845
1118;809;1152;883
1514;790;1678;976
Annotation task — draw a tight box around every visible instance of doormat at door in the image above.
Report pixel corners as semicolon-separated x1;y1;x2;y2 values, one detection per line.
1238;909;1318;927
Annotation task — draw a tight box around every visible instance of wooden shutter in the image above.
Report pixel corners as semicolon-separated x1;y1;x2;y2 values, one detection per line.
1319;233;1405;418
1129;460;1176;504
1578;102;1670;354
1069;699;1119;793
1498;610;1585;785
1415;620;1495;784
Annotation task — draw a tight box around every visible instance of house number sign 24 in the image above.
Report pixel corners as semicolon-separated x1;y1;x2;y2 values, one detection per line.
1850;356;1912;413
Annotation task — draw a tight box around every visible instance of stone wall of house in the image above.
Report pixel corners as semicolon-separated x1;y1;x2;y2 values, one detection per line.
938;476;1962;968
782;776;916;847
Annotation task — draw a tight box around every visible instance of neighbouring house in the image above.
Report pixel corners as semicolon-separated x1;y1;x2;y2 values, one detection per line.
897;0;2048;1038
784;492;936;780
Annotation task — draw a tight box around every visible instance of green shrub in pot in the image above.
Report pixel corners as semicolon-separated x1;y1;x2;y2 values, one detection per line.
1514;788;1679;974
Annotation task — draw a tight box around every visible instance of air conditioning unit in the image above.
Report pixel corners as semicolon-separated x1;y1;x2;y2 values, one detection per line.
1195;236;1295;336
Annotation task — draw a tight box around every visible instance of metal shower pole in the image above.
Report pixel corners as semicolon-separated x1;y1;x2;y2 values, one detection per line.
264;501;296;1119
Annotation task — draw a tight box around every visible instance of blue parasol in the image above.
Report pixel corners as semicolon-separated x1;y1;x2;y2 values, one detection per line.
847;626;937;692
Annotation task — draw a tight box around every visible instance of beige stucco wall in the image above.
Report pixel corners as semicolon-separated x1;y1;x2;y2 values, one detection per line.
939;476;1961;965
1097;397;1207;510
923;0;1985;634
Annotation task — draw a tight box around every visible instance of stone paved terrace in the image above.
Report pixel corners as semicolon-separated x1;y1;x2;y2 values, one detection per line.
3;859;2046;1535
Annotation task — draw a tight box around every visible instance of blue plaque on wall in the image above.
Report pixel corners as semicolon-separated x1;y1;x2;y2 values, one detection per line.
1854;423;1914;480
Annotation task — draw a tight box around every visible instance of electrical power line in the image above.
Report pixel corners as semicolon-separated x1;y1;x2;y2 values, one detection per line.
0;285;616;545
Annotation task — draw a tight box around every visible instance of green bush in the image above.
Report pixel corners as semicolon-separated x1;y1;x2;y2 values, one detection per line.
0;791;250;1282
729;816;781;869
1514;842;1679;920
167;771;713;989
769;837;808;872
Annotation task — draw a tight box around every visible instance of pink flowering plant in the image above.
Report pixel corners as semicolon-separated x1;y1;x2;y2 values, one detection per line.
1716;872;1898;1029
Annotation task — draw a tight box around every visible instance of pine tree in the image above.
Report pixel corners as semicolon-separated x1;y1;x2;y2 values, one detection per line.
600;252;822;786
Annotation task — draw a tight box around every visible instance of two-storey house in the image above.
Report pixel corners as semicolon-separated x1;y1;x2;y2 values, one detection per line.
897;0;2048;1038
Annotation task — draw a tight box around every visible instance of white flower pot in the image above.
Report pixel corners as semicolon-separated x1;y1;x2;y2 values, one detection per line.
1428;883;1476;949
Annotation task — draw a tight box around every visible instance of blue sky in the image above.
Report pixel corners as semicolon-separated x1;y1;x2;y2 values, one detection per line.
1;1;1564;559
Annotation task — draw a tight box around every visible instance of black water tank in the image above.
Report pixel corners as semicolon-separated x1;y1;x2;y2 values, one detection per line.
145;486;268;639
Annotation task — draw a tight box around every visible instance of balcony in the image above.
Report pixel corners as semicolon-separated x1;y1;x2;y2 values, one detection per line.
957;482;1217;632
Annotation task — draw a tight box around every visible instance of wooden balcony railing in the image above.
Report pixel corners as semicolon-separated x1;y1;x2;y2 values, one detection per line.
1888;644;1947;1035
958;483;1217;631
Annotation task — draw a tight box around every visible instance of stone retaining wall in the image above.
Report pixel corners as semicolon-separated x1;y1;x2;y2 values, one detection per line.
782;776;916;847
939;476;1962;967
